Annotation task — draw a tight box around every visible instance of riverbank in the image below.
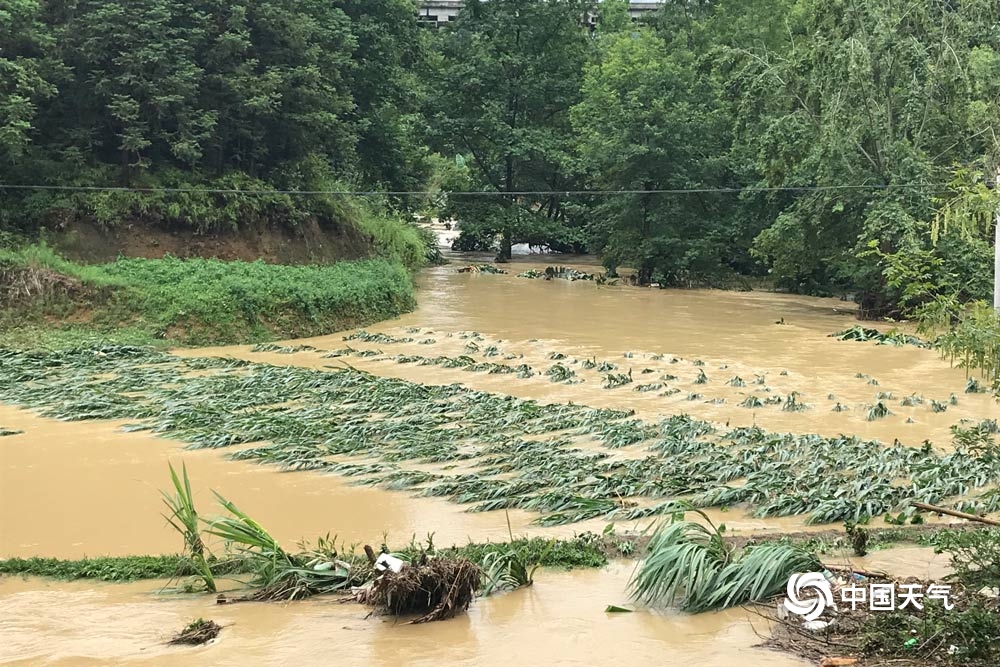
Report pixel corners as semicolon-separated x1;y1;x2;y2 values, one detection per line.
0;245;418;346
0;524;966;583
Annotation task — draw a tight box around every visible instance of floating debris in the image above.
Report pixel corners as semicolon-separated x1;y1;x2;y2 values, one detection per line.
168;619;221;646
251;344;318;354
457;265;507;274
831;326;930;348
517;266;596;281
351;556;481;624
344;331;414;344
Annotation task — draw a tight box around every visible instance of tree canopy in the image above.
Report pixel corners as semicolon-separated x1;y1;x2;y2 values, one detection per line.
2;0;999;315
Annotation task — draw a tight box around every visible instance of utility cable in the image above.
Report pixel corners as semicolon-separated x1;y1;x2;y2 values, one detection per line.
0;182;954;196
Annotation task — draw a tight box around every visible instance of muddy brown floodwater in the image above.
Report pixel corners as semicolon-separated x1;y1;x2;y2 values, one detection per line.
2;249;994;666
0;563;805;667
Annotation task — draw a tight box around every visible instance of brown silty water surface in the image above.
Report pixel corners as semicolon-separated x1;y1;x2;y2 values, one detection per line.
1;250;994;666
0;563;807;667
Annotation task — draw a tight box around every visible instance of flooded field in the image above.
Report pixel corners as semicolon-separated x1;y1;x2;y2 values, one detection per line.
2;250;994;666
182;257;994;446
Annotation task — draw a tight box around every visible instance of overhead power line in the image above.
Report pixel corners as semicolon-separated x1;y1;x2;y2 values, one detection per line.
0;183;952;196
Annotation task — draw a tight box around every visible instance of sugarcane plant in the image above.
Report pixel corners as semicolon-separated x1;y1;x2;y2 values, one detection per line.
161;462;216;592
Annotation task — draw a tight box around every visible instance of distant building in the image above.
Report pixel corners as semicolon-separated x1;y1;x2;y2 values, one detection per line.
416;1;664;28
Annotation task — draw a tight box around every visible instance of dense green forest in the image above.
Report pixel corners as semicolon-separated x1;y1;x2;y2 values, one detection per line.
2;0;999;320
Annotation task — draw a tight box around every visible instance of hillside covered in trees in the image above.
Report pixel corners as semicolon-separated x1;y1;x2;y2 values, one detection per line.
2;0;999;319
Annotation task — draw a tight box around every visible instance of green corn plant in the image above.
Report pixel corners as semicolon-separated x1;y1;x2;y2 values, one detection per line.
628;506;730;610
161;463;215;592
206;492;294;589
480;539;556;596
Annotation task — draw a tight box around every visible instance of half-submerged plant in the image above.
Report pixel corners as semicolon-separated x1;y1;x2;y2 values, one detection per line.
603;371;633;389
866;401;892;421
207;494;354;600
546;363;577;384
628;505;819;613
480;539;556;596
162;463;215;592
781;392;809;412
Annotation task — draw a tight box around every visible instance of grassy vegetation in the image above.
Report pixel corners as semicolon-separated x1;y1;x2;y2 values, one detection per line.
0;537;606;585
0;244;417;346
0;555;197;582
162;463;215;592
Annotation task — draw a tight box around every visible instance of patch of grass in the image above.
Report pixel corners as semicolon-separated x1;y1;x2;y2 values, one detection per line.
0;555;196;582
0;324;175;351
0;536;607;585
0;245;416;346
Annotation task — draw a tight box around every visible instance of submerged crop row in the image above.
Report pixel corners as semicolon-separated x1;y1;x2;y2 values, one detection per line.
1;346;998;526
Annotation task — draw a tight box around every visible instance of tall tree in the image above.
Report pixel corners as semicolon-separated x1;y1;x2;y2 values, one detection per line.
0;1;57;163
735;0;1000;311
336;0;430;197
427;0;592;258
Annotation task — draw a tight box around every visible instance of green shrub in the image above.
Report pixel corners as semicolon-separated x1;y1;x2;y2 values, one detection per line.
934;528;1000;590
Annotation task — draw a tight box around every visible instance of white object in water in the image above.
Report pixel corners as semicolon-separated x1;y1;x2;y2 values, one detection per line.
374;554;406;573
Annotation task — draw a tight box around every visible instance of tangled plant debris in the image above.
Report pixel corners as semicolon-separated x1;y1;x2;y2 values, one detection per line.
168;619;221;646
